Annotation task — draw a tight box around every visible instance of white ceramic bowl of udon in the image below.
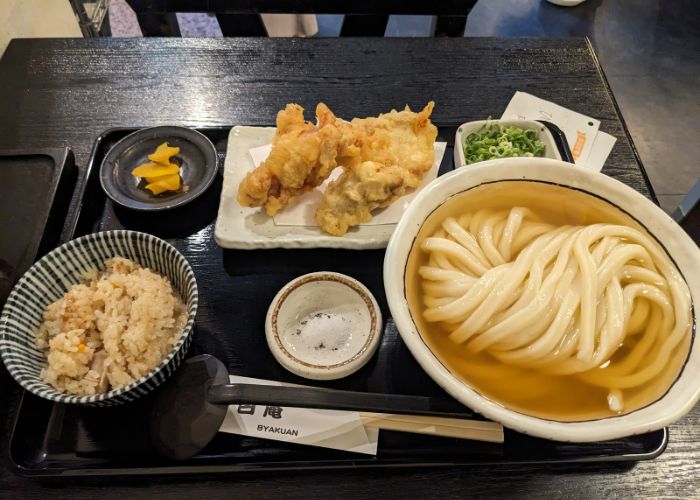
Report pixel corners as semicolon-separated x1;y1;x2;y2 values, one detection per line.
384;157;700;442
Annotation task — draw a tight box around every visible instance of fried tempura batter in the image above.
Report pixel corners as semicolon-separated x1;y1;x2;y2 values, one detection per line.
315;161;411;236
236;101;437;235
316;102;437;235
236;103;353;215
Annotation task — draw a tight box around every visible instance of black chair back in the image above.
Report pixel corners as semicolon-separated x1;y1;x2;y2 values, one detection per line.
124;0;477;37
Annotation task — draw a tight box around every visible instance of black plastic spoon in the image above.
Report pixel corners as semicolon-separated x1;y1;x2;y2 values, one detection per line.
150;354;483;460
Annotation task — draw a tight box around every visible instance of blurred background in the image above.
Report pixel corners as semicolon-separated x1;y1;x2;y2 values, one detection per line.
0;0;698;214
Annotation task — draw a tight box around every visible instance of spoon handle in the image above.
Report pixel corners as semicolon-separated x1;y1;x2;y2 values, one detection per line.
207;383;486;420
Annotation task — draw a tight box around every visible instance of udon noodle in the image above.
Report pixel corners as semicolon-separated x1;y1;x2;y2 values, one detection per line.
407;181;692;420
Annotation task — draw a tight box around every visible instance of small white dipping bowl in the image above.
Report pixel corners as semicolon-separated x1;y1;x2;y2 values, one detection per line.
384;157;700;442
454;119;562;169
266;272;382;380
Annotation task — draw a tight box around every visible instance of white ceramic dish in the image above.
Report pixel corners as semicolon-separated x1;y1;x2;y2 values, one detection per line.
384;157;700;442
265;272;382;380
454;119;562;169
214;126;444;250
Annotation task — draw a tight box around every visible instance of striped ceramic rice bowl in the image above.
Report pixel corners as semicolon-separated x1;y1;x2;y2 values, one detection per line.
0;230;198;406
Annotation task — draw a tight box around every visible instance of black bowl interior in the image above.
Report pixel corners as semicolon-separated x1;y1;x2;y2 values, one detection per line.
100;126;218;211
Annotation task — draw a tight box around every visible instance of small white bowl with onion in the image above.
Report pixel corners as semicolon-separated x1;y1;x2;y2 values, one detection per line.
454;119;562;168
385;157;700;442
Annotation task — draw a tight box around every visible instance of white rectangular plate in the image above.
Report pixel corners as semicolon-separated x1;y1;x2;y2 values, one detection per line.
215;126;444;249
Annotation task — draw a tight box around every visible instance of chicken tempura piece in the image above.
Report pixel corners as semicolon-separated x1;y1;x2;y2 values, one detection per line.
237;103;350;216
342;101;437;183
315;102;438;235
315;161;412;236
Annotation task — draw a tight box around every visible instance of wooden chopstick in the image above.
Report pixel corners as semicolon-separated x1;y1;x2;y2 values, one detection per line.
363;413;501;431
359;413;504;443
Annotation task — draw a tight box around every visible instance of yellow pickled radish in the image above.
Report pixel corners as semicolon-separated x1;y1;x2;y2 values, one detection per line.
148;142;180;164
145;175;172;184
133;141;182;195
144;175;179;184
145;173;181;195
131;161;179;178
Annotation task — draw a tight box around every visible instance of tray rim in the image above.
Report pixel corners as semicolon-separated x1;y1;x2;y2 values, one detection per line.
6;126;670;478
0;146;74;239
0;146;76;299
7;384;669;478
67;125;233;240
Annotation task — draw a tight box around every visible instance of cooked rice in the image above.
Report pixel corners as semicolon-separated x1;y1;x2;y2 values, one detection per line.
36;257;187;396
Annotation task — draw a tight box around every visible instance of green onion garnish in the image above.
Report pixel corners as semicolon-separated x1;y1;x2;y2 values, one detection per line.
463;122;546;165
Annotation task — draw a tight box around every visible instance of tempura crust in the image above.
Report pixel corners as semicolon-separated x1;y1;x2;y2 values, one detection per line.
315;102;437;235
236;101;438;234
236;103;347;216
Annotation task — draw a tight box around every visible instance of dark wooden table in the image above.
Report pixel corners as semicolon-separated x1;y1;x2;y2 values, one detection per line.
0;37;696;498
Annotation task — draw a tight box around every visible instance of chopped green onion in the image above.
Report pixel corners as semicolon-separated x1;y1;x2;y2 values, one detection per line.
462;122;546;165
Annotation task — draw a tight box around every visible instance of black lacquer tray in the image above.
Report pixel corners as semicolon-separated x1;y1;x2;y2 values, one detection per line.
0;147;76;304
8;127;668;478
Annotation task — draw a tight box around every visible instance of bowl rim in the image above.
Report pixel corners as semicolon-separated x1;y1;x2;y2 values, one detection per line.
99;125;218;212
454;119;562;168
264;271;382;380
0;229;198;405
384;157;700;442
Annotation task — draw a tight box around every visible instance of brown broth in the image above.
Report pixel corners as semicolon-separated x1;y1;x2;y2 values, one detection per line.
405;181;692;421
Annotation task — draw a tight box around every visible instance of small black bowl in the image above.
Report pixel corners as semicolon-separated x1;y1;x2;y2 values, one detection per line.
100;126;218;211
